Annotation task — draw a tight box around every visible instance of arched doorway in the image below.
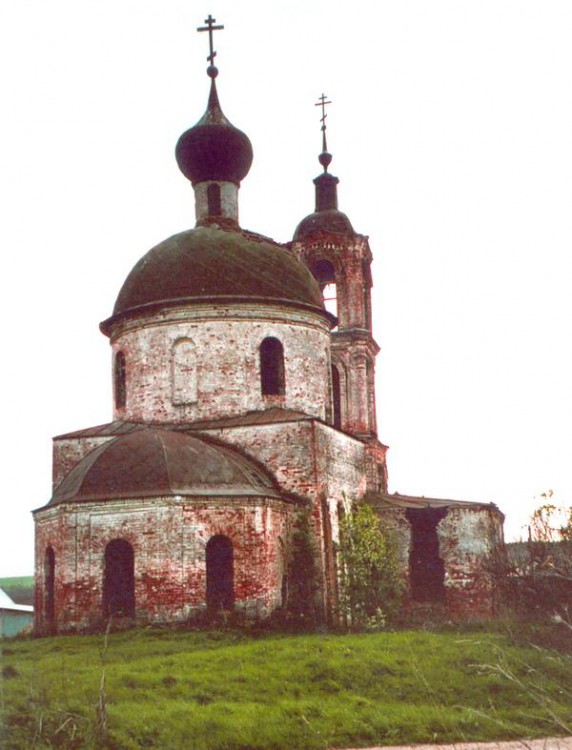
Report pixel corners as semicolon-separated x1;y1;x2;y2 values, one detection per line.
405;509;447;603
206;535;234;611
44;546;55;630
103;539;135;618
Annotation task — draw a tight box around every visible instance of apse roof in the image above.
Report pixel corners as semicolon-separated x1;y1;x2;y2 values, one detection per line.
46;428;283;506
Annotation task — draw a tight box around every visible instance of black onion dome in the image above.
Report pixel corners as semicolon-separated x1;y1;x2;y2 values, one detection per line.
49;429;281;505
176;78;253;185
101;225;326;332
294;208;355;241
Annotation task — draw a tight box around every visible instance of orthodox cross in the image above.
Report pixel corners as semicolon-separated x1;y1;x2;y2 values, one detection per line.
197;14;224;67
315;93;332;153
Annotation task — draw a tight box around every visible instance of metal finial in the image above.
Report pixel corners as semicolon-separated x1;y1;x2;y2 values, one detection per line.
197;14;224;78
315;93;332;172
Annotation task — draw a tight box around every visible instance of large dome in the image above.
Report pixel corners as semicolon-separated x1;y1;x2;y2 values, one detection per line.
101;225;326;332
49;428;281;505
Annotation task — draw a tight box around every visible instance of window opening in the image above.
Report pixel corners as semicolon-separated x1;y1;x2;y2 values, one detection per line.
207;183;222;216
103;539;135;618
114;351;126;409
405;508;447;603
206;535;234;611
260;337;285;395
312;259;338;319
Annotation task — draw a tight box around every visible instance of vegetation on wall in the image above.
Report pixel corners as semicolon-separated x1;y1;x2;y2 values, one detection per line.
284;508;321;625
338;500;404;630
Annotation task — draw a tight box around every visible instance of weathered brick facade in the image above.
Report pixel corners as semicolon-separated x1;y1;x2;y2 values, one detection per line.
33;35;504;634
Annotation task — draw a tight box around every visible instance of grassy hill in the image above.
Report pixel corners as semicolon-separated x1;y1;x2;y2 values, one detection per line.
0;576;34;606
1;625;571;749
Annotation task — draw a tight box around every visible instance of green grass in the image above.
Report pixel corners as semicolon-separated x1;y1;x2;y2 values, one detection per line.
1;626;571;749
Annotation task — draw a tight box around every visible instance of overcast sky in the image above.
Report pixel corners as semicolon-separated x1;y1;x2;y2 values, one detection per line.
1;0;571;576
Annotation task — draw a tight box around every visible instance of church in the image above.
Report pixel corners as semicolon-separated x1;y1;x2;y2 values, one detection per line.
33;17;504;634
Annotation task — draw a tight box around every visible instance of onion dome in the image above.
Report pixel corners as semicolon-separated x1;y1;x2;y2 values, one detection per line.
100;225;327;333
176;75;253;186
48;428;281;505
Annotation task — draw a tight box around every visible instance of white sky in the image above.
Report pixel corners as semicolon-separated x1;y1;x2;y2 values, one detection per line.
1;0;571;576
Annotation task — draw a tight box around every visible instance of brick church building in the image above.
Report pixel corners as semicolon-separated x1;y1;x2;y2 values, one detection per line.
33;18;504;634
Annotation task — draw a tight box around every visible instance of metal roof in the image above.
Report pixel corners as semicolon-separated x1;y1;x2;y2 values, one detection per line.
101;225;328;334
46;428;284;507
369;492;502;515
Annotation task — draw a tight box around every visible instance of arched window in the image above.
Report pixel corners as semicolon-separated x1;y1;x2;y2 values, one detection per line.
206;535;233;611
207;183;222;216
114;351;126;409
260;337;285;395
312;259;338;319
44;546;55;629
171;338;197;405
103;539;135;618
331;363;342;429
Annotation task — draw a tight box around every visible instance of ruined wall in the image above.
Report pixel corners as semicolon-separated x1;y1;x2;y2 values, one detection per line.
108;304;331;425
439;507;504;619
34;495;294;634
374;502;504;621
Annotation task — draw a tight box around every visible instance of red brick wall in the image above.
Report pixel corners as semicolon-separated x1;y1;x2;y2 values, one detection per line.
34;496;294;633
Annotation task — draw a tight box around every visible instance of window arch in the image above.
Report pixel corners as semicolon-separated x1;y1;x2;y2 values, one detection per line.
260;337;285;395
114;351;126;409
103;539;135;618
171;338;197;405
311;259;338;319
44;546;55;629
206;535;234;611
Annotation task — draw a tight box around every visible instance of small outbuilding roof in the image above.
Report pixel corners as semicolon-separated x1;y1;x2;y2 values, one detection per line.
0;588;33;613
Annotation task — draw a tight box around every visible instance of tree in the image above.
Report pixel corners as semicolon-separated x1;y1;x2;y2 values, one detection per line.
338;501;404;631
527;492;572;543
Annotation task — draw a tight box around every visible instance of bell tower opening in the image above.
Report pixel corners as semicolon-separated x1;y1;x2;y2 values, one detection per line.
312;259;338;319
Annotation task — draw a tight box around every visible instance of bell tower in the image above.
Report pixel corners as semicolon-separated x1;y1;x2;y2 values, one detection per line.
292;96;387;492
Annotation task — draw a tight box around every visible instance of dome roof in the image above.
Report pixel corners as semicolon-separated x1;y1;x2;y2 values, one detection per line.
294;208;355;241
49;428;281;505
102;225;326;331
176;79;253;186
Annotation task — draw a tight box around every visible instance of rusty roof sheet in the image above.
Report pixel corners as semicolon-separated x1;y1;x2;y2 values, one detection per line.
369;492;502;514
55;409;314;440
47;428;284;507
